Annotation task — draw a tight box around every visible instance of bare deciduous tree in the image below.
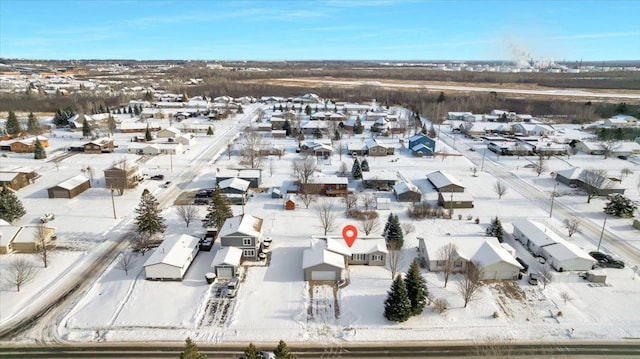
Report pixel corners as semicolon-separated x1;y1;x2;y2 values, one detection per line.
35;225;51;268
533;154;547;177
438;243;458;288
292;154;317;186
361;193;376;211
6;257;36;292
493;180;508;199
299;188;316;209
579;169;612;203
343;191;359;213
241;131;265;169
457;261;482;308
539;265;552;289
335;141;346;161
560;291;572;304
470;167;478;177
599;141;620;159
401;222;415;236
116;251;136;276
433;298;448;313
225;142;233;160
563;217;580;237
387;240;403;279
620;168;632;182
176;205;199;228
337;162;349;177
358;212;380;235
315;199;338;235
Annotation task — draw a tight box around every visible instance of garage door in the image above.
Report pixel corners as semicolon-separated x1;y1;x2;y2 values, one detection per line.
311;271;336;281
216;267;233;279
482;271;497;280
51;189;69;198
498;271;516;280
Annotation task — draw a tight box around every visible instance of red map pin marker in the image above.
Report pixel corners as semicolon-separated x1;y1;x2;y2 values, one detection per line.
342;225;358;248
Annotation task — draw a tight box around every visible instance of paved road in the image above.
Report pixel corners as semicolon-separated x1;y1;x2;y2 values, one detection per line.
0;107;258;343
1;342;640;358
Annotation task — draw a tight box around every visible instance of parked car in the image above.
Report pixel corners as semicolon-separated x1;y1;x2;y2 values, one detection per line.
199;238;214;251
194;198;210;205
528;273;540;285
150;174;164;180
40;213;55;223
226;277;239;298
515;257;529;273
590;251;625;269
195;189;214;198
523;163;536;168
161;181;172;188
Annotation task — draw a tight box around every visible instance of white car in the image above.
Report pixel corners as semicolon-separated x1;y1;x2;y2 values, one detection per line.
40;213;55;223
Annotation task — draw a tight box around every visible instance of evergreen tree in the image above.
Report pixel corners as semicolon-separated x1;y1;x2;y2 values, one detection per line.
180;337;206;359
128;106;133;115
237;105;243;114
353;117;364;134
384;275;412;322
273;339;295;359
273;105;277;112
351;158;362;179
82;118;91;138
33;138;46;159
145;124;152;141
5;111;21;135
282;120;292;136
99;104;106;114
107;116;117;134
205;187;233;229
436;91;446;103
0;185;26;223
385;214;404;247
207;126;214;136
382;213;394;236
243;343;261;359
604;194;637;218
361;158;369;172
27;112;41;135
486;216;504;242
134;105;141;116
134;189;166;239
278;104;284;112
144;90;153;102
404;260;428;315
305;105;312;115
333;129;341;141
117;108;122;114
427;124;437;138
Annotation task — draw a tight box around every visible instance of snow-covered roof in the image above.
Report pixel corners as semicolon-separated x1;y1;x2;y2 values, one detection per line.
555;167;583;180
219;214;263;238
393;181;421;194
511;219;562;247
426;171;464;190
543;240;596;263
211;246;243;267
159;126;181;134
471;240;522;269
143;234;200;268
0;226;21;247
53;174;89;190
218;177;250;192
361;171;398;182
422;236;493;262
308;175;348;185
324;236;388;256
302;240;345;269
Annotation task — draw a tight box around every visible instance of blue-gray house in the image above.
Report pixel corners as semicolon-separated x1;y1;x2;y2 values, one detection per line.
408;134;436;156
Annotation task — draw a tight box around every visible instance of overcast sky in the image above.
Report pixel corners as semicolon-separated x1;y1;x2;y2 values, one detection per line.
1;0;639;61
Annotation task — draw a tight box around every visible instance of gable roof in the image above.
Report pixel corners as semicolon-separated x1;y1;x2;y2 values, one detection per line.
324;236;388;256
52;174;89;190
218;177;250;192
211;246;243;267
303;240;345;269
511;219;562;247
543;240;596;262
471;240;522;269
393;181;421;195
427;171;465;190
220;214;263;238
143;234;200;268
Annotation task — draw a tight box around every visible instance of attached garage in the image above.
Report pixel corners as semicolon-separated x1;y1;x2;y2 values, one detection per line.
471;240;523;281
211;246;243;279
143;234;200;281
47;175;91;199
303;242;345;282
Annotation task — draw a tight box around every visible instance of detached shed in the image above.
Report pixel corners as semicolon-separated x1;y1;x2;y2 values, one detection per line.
211;246;243;279
285;194;297;210
542;241;596;272
426;171;465;193
47;175;91;199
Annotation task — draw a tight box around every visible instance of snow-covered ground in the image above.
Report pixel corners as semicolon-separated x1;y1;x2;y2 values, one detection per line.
2;109;640;345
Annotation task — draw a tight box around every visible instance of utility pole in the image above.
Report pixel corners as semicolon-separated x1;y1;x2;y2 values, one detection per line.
481;150;486;171
597;216;607;252
110;187;117;219
549;182;558;218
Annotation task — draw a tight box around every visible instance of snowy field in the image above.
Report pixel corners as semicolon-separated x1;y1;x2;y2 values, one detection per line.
2;109;640;345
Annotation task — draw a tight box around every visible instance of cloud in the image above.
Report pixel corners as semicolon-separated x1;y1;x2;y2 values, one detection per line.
550;31;640;40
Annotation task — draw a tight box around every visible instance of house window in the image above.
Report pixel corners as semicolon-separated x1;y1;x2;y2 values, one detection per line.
351;253;366;261
372;254;383;261
454;261;463;268
436;261;444;267
242;238;252;246
243;249;255;257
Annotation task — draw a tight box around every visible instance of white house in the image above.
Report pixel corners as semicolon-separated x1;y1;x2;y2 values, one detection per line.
157;126;181;138
143;234;201;280
471;240;522;280
511;219;562;256
541;240;596;272
211;246;243;279
303;239;346;281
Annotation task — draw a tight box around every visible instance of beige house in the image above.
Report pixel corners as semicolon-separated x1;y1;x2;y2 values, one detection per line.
1;225;56;254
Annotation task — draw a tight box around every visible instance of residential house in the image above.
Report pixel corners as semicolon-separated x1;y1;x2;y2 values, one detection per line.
218;177;250;204
323;236;387;266
219;214;264;260
511;123;555;136
211;246;243;279
542;241;596;272
215;169;261;189
301;175;348;196
418;237;522;280
554;167;625;196
408;134;436;156
303;240;346;281
126;143;183;155
83;137;114;154
604;114;638;128
7;225;56;254
143;234;201;281
438;191;474;209
118;122;161;133
575;141;640;157
104;161;141;190
0;168;38;191
47;175;90;199
347;142;368;156
362;172;397;190
393;181;422;202
0;225;22;254
156;127;181;138
365;139;394;156
8;136;49;153
427;171;465;193
554;167;583;188
448;112;473;121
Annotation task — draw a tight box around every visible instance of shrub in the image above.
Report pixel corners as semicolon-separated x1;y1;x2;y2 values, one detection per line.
467;215;473;220
433;298;448;313
458;214;463;220
556;311;563;317
475;217;480;224
492;311;499;318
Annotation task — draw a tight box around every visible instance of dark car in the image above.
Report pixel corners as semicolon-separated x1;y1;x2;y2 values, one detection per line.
589;251;608;261
515;257;529;273
195;189;214;198
199;238;214;251
150;174;164;180
589;251;625;269
528;273;540;285
194;198;210;205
